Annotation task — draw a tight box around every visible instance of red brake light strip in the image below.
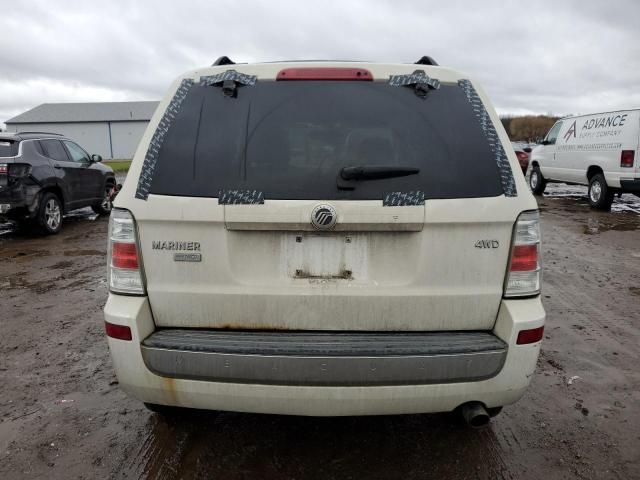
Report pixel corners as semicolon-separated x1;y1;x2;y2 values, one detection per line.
276;68;373;81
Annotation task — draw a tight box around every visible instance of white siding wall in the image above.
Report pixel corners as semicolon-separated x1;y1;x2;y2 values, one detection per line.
7;121;149;159
110;121;148;159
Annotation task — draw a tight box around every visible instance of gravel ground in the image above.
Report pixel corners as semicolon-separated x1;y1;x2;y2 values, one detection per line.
0;184;639;479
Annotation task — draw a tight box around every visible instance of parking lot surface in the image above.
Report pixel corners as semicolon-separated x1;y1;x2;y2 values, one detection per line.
1;185;639;480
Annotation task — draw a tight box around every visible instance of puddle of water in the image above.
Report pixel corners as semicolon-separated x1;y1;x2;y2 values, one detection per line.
0;221;18;237
64;207;99;222
611;202;640;214
0;274;56;293
583;216;640;235
121;411;511;480
544;183;640;214
0;275;28;289
64;249;105;256
0;208;102;239
4;249;49;261
544;183;588;199
51;260;74;270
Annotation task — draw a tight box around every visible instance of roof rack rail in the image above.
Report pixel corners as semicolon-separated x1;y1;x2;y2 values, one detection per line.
415;56;438;66
212;56;235;66
15;131;64;136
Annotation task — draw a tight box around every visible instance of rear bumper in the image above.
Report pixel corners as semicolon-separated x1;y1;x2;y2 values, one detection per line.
104;295;545;416
0;183;36;220
141;330;507;386
620;179;640;193
0;202;29;222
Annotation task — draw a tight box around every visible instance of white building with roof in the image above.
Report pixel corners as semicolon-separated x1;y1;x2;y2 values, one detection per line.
4;101;159;159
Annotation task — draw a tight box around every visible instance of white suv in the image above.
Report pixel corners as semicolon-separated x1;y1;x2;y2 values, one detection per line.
104;57;545;427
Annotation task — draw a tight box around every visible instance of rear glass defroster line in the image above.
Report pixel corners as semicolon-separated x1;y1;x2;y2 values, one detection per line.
383;191;425;206
135;79;195;200
457;79;517;197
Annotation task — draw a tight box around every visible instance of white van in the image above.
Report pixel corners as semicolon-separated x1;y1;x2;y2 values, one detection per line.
103;57;545;427
529;109;640;209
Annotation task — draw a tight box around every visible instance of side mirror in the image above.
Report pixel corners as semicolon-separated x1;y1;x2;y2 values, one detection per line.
523;147;532;153
539;140;549;146
91;154;103;163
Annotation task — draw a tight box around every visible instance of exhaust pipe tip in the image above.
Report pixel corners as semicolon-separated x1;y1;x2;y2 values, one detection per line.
460;402;490;429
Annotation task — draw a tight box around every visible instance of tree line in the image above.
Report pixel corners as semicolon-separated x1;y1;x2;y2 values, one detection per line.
500;115;560;143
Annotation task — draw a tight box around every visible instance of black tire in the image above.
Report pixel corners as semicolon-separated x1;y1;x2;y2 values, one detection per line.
33;192;63;235
588;173;614;210
529;166;547;195
92;183;114;215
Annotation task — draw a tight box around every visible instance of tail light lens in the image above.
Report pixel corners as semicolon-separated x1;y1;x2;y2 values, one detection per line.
8;163;31;177
0;163;30;178
621;150;635;168
505;210;541;297
108;209;145;295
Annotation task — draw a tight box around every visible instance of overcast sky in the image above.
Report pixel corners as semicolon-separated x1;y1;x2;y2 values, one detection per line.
1;0;639;125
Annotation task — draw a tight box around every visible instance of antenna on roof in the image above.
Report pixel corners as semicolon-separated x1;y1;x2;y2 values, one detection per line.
212;56;235;66
415;56;438;66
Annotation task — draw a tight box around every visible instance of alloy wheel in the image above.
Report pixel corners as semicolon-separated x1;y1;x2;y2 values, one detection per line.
45;199;61;230
590;181;602;203
101;188;113;212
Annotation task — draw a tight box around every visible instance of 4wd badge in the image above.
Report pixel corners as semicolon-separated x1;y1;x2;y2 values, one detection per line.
475;240;499;249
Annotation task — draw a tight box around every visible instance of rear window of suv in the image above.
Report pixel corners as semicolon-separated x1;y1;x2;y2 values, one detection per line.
149;80;505;200
0;140;19;157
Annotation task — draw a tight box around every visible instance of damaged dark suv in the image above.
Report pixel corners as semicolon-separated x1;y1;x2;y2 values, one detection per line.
0;132;116;234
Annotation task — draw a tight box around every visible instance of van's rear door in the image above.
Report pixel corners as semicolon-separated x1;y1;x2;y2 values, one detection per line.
134;72;521;331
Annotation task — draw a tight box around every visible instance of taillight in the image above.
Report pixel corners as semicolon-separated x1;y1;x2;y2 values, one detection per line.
505;210;541;297
510;245;538;271
8;163;31;177
276;68;373;81
0;163;31;178
108;209;145;295
112;242;139;269
621;150;635;168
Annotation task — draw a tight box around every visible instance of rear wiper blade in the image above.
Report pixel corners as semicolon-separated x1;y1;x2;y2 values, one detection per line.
340;165;419;180
338;165;420;190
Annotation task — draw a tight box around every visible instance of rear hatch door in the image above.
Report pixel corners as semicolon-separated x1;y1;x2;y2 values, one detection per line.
135;69;519;331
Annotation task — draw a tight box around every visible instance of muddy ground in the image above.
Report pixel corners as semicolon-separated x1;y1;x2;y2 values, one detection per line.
1;185;639;480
